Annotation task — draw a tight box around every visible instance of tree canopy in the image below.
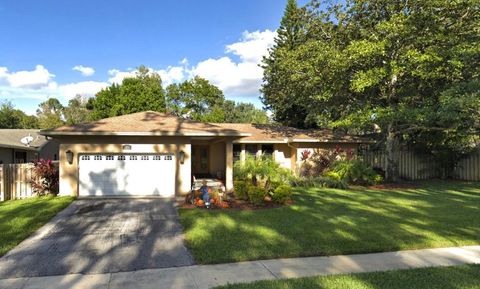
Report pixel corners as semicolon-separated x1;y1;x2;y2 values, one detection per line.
88;66;166;120
262;0;480;180
0;101;38;129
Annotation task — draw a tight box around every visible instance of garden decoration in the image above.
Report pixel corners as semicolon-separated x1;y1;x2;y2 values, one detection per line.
199;180;210;209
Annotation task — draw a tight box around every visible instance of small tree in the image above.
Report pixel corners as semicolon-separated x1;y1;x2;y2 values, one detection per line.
31;159;59;196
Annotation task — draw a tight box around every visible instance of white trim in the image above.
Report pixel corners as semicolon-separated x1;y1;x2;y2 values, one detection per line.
41;131;251;137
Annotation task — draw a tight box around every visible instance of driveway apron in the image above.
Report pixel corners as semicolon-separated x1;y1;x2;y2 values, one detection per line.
0;199;194;278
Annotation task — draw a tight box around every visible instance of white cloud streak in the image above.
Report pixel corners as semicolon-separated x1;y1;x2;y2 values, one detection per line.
72;65;95;76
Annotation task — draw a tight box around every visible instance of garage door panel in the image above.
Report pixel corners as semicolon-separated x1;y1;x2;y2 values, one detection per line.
79;154;175;197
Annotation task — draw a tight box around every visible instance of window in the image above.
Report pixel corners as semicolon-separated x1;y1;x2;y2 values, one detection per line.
141;155;149;160
94;155;102;160
153;155;162;160
14;151;27;163
164;155;173;160
233;144;242;162
81;155;90;161
106;155;115;160
54;154;58;161
118;155;126;161
129;155;138;161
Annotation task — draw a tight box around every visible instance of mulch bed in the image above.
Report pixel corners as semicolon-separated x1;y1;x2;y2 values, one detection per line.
179;198;292;210
368;183;418;190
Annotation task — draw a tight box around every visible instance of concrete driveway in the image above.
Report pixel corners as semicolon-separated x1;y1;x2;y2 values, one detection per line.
0;199;194;278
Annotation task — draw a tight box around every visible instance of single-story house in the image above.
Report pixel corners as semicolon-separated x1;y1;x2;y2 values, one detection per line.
40;111;371;198
0;129;59;164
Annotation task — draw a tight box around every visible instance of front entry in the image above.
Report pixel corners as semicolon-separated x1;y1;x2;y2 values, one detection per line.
192;145;209;177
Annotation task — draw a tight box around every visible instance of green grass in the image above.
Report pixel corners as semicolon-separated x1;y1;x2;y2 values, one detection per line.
214;264;480;289
179;181;480;264
0;196;75;256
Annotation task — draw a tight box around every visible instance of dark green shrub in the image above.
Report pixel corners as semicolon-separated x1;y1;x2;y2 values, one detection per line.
329;160;383;185
233;180;249;200
272;185;292;204
234;154;293;184
247;185;266;206
290;175;347;189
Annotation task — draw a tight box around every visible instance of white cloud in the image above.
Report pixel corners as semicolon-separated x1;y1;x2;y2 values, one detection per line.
191;30;276;97
108;69;136;84
0;65;55;89
72;65;95;77
58;81;109;100
226;30;276;63
108;66;185;86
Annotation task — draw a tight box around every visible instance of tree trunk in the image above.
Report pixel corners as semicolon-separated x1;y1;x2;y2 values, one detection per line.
385;124;399;182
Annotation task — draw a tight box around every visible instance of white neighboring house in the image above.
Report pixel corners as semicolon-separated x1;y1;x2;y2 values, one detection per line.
0;129;59;164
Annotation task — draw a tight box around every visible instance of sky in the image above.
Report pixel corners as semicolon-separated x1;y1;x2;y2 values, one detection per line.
0;0;309;115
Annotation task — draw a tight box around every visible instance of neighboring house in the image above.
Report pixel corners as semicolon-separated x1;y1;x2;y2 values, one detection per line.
40;111;371;198
0;129;60;164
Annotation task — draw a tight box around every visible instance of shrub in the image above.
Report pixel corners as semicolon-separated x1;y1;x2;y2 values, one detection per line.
234;180;249;200
31;159;59;196
329;160;383;185
234;154;292;184
290;175;348;189
272;185;292;204
299;146;354;177
247;185;266;206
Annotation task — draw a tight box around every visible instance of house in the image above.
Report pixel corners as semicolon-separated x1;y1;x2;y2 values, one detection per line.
40;111;370;198
0;129;59;164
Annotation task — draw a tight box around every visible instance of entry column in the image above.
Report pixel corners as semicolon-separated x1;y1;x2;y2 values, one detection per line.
225;140;234;193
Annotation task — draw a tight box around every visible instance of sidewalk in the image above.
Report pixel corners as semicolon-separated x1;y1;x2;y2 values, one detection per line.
1;245;479;289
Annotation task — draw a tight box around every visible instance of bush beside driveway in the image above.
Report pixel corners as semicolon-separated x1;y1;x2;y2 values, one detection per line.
179;181;480;264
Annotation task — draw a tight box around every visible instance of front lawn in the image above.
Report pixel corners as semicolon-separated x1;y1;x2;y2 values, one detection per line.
179;181;480;264
0;196;75;256
214;264;480;289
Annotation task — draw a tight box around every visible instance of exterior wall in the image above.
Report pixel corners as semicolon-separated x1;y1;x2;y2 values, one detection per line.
56;136;192;197
0;148;13;164
0;148;38;164
273;143;293;170
209;142;226;179
39;140;60;161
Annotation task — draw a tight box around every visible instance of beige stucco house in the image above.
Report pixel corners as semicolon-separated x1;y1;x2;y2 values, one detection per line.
40;111;370;198
0;129;59;164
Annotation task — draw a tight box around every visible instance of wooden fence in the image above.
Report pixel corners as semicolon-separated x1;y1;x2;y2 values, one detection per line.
359;149;480;181
0;163;35;201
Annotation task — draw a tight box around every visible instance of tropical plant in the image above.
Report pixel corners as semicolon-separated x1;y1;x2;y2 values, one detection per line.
31;159;59;196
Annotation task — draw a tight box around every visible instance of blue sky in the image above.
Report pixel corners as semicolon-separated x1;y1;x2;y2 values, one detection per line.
0;0;309;115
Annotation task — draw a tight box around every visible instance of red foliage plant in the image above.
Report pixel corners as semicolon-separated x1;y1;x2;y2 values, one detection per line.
31;159;59;196
300;149;312;161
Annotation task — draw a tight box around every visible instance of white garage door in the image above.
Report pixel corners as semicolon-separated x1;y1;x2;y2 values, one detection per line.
79;154;175;197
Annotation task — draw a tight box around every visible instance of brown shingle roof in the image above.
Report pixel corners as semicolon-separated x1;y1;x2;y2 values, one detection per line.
216;123;372;143
40;111;249;137
40;111;372;143
0;129;48;150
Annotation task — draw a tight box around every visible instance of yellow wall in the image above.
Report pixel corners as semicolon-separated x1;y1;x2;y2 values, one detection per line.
55;136;192;197
273;143;293;170
209;142;226;178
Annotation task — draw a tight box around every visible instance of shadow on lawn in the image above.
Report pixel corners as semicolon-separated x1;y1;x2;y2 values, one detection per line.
180;181;480;264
